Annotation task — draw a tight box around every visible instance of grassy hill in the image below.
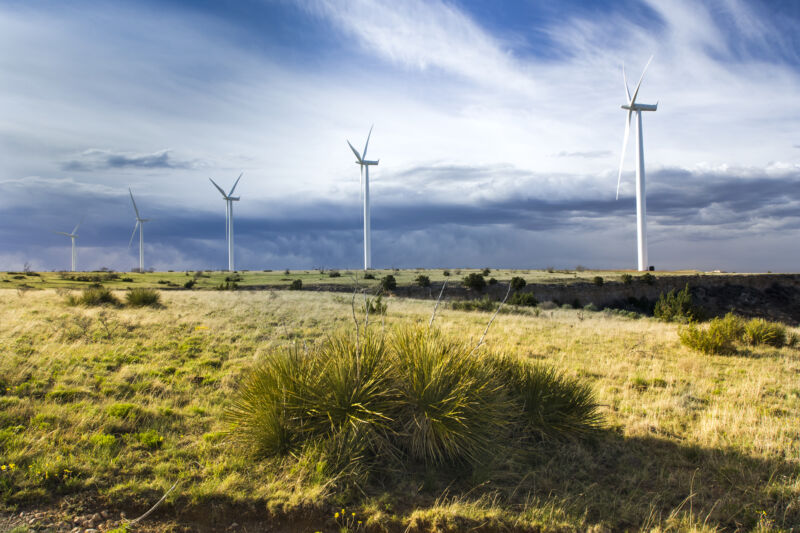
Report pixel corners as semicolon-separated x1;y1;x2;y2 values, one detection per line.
0;288;798;531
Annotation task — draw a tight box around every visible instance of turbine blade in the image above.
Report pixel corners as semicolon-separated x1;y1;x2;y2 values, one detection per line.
347;140;363;162
128;221;139;248
129;188;141;218
363;124;374;158
630;55;654;105
72;215;85;235
616;110;632;200
55;231;70;237
228;172;243;196
209;178;227;198
622;63;631;103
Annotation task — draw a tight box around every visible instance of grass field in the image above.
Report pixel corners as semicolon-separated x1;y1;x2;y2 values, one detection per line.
0;287;798;531
0;267;719;292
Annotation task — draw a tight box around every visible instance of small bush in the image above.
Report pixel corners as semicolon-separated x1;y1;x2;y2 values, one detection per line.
183;279;196;289
510;277;526;291
462;273;486;291
284;269;290;275
488;277;498;285
125;288;161;307
289;279;302;290
481;268;491;276
592;276;604;286
415;274;431;288
640;272;656;285
451;297;496;312
136;429;164;449
363;272;375;280
678;314;741;355
654;284;700;323
442;270;450;277
364;294;387;315
509;293;537;307
742;318;786;347
121;277;134;283
328;270;341;278
621;273;633;285
217;281;238;291
380;275;397;291
69;286;120;306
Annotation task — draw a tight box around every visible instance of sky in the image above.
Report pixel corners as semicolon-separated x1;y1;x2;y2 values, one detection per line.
1;0;799;272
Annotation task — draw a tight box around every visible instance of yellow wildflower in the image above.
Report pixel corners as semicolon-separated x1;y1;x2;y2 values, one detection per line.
9;463;15;470
334;512;339;518
1;465;6;471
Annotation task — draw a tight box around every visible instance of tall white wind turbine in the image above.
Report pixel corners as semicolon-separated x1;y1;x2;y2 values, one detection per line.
209;172;242;271
617;56;658;272
55;219;82;272
347;125;379;270
128;188;150;272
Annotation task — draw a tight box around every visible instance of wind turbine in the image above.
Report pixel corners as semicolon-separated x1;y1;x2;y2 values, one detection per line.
616;56;658;272
209;172;242;271
128;188;149;272
347;125;379;270
55;219;83;272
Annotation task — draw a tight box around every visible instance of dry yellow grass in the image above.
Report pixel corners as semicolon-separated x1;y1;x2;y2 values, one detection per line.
0;288;798;531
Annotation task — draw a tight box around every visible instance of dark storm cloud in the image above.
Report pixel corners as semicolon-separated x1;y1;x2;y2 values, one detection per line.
61;149;198;171
2;165;799;271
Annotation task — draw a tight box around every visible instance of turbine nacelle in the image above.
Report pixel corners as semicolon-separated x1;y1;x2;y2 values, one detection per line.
621;103;658;112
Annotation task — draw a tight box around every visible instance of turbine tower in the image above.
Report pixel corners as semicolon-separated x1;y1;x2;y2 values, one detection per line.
347;125;379;270
209;172;242;271
616;56;657;272
56;219;82;272
128;188;150;272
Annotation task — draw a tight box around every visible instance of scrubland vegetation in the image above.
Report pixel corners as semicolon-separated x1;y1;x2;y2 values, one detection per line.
0;287;798;531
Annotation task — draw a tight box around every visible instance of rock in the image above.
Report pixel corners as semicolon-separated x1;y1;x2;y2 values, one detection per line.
100;511;110;519
84;529;99;533
90;513;101;522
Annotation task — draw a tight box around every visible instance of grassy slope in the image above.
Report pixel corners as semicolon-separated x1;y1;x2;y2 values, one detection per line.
0;289;798;531
0;268;715;291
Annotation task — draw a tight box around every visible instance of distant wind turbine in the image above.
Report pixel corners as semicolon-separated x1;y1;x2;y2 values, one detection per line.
209;172;242;271
347;125;379;270
616;56;658;271
55;218;83;272
128;188;149;272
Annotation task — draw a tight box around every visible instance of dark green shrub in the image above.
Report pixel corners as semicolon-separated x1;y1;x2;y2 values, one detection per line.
415;275;431;288
363;272;375;280
217;281;238;291
289;279;302;290
509;293;537;307
743;318;786;347
481;268;491;276
442;270;450;277
284;269;290;275
380;275;397;291
593;276;604;286
69;286;120;306
654;284;700;323
488;277;498;285
640;272;655;285
364;295;387;315
462;273;486;291
510;277;526;291
183;279;196;289
328;270;341;278
121;277;134;282
621;273;633;284
125;288;161;307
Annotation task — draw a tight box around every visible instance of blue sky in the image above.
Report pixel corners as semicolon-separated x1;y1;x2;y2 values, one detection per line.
1;0;799;272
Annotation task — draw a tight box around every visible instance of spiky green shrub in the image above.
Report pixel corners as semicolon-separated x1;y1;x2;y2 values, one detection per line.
494;357;602;440
509;292;537;307
391;327;509;465
654;284;700;323
742;318;786;347
68;285;120;306
125;288;161;307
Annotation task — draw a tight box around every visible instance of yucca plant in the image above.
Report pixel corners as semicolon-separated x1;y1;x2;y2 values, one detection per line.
742;318;786;347
125;287;161;307
391;326;510;465
494;357;602;440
